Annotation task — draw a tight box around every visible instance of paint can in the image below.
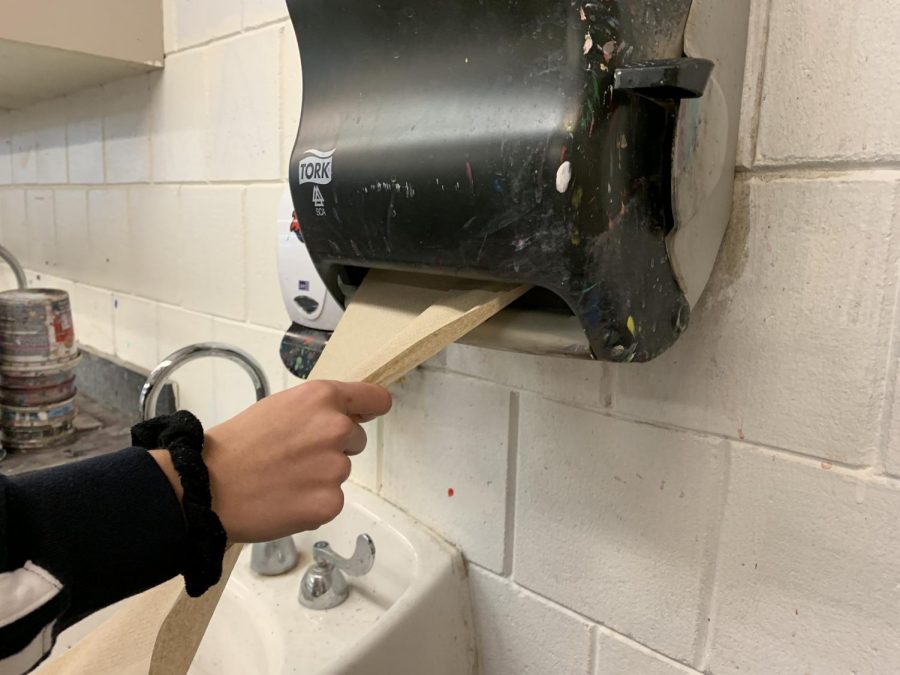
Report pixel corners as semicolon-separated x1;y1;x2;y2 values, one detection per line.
0;396;76;450
0;369;78;407
0;289;78;365
0;289;80;454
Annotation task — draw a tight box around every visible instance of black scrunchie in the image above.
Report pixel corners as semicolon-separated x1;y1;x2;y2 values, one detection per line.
132;411;227;597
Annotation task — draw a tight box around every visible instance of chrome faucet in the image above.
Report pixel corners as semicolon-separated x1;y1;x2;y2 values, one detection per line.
141;342;299;576
299;534;375;610
0;245;27;289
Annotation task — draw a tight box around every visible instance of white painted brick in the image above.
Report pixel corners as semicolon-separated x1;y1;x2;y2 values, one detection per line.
595;629;700;675
242;0;287;28
172;0;242;50
442;344;613;410
178;186;246;319
280;23;302;175
113;294;158;370
381;369;511;572
24;190;56;270
708;447;900;674
0;268;19;292
0;114;12;185
53;189;91;280
755;0;900;164
887;360;900;477
128;186;182;304
205;29;281;181
211;319;287;425
157;305;216;426
515;395;727;663
31;101;68;184
150;51;210;182
470;567;594;675
86;188;132;292
27;273;74;300
886;184;900;476
65;87;105;184
10;112;37;184
734;0;769;170
614;175;897;466
245;183;290;329
0;189;28;262
71;284;115;355
22;269;42;288
103;76;152;184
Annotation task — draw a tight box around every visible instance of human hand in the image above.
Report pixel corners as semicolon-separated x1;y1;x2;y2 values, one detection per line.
151;380;392;543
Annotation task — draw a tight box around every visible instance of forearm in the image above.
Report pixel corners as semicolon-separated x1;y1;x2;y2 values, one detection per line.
0;448;188;672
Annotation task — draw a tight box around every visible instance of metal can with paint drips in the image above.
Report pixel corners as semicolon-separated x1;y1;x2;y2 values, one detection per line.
0;289;80;453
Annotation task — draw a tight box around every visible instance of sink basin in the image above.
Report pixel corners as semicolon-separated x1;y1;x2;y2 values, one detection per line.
43;483;475;675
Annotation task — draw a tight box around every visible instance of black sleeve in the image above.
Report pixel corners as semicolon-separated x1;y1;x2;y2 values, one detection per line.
0;448;188;673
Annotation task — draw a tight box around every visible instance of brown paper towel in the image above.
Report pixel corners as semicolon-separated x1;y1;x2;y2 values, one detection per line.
40;271;528;674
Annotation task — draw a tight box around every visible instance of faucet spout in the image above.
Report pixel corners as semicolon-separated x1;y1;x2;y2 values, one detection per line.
140;342;268;421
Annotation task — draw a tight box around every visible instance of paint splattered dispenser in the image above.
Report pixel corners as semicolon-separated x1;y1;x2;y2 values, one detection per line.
277;0;751;375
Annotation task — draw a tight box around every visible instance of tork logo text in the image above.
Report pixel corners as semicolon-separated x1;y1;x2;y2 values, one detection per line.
298;149;335;185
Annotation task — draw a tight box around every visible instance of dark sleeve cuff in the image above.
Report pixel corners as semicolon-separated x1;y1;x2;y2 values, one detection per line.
2;448;188;629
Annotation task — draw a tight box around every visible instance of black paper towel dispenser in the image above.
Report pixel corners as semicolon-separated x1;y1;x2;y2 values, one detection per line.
278;0;751;374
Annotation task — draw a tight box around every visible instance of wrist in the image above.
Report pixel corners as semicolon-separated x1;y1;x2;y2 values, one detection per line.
149;449;184;505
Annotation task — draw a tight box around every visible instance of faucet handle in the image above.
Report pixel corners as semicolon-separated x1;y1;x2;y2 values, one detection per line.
313;534;375;577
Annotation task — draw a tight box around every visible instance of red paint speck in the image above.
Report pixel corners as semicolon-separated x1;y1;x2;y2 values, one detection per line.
738;427;745;441
447;488;455;498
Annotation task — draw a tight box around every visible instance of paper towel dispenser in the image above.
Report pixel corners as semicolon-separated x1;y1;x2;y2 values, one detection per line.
278;0;751;376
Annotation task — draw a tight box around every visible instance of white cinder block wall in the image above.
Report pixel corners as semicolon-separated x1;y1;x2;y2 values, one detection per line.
1;1;898;673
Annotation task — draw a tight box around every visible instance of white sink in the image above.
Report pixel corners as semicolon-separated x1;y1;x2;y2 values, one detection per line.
45;483;475;675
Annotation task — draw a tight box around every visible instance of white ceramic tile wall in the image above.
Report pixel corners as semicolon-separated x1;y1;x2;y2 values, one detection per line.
595;628;703;675
102;77;153;184
211;318;287;422
85;188;130;291
24;190;55;270
244;184;290;329
382;370;512;573
753;0;900;165
32;102;68;185
613;175;898;467
65;88;105;185
112;293;159;370
0;3;898;672
515;396;727;663
707;448;900;674
53;189;90;280
0;117;11;185
887;353;900;477
469;566;594;675
128;186;183;304
149;51;209;182
70;284;115;355
157;304;216;426
0;189;28;260
242;0;289;28
178;186;246;320
205;28;282;181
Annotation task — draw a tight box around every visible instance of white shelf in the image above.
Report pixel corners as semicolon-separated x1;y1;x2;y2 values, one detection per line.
0;0;163;110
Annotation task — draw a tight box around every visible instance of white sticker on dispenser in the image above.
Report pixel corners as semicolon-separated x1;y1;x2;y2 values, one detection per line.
312;186;326;216
298;149;335;185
